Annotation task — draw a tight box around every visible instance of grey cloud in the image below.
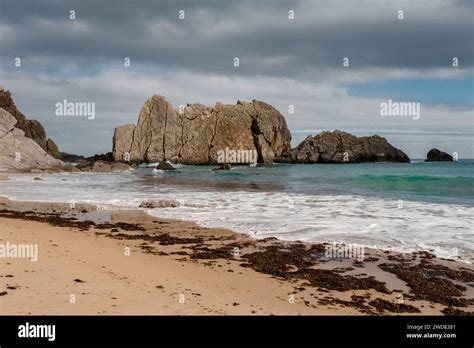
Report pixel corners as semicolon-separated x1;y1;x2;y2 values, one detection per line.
0;0;472;78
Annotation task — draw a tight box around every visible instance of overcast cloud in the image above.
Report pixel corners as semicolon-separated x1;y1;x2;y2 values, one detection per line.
0;0;472;158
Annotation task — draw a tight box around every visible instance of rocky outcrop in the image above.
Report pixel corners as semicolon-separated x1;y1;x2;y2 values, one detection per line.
113;95;292;164
426;149;453;162
280;130;410;163
86;152;113;163
0;87;62;159
46;138;61;158
0;108;64;171
60;152;133;172
61;152;87;163
82;161;132;173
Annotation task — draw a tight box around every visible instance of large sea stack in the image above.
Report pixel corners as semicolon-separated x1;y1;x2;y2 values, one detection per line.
279;130;410;163
113;95;292;164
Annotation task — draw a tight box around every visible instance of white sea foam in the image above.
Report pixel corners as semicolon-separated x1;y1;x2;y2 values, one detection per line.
139;162;159;168
1;172;472;262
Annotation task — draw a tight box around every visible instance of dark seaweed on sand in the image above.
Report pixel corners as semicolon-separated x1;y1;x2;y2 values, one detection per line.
0;209;144;231
241;243;389;293
379;260;474;308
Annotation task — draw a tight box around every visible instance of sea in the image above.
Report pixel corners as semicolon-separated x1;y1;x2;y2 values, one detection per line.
1;160;473;262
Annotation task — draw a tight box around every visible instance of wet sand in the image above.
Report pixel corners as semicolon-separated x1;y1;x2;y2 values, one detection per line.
0;196;472;315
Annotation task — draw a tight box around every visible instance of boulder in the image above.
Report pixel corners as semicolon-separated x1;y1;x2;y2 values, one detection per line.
0;89;62;159
0;108;64;171
75;159;92;169
112;95;292;165
280;130;410;163
88;161;132;172
426;149;453;162
61;165;82;172
156;161;176;170
213;163;232;171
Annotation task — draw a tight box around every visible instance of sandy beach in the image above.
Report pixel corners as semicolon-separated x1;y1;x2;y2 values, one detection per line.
1;195;472;315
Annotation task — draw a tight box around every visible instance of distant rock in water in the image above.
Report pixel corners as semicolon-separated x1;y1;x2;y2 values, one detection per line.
156;161;176;170
279;130;410;163
0;108;64;170
61;152;87;163
0;88;62;159
426;149;453;162
213;163;232;171
112;95;292;165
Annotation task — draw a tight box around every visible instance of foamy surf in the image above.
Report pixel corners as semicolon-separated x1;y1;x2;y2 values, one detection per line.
1;170;472;262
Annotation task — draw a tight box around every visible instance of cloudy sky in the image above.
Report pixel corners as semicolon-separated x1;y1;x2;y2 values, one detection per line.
0;0;472;158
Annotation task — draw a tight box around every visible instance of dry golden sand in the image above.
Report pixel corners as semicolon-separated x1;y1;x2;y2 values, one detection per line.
0;196;472;315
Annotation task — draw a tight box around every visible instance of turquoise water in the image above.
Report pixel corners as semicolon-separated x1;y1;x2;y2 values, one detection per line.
141;160;474;206
1;160;473;260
